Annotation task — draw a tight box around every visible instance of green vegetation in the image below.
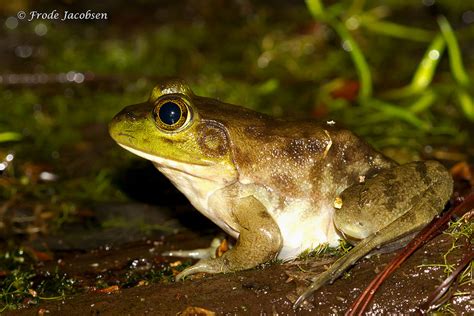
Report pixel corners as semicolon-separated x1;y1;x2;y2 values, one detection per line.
298;239;353;259
91;259;192;290
0;249;76;312
0;247;193;312
417;212;473;313
0;132;22;143
305;0;473;158
418;212;473;274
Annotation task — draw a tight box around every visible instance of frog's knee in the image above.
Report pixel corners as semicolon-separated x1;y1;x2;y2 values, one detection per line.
333;212;371;241
333;160;452;241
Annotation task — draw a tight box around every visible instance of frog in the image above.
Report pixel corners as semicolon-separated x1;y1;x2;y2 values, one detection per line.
109;78;453;308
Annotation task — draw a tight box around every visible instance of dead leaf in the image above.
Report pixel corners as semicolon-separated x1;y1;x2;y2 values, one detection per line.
329;79;360;101
450;161;474;186
137;280;148;287
177;306;216;316
31;250;53;262
96;285;120;294
170;260;182;267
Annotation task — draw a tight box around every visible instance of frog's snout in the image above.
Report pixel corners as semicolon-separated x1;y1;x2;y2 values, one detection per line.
109;101;157;148
109;105;138;141
116;102;152;121
120;108;138;121
112;105;139;123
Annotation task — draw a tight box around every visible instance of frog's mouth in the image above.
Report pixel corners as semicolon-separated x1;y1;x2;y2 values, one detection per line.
118;143;212;167
117;143;229;183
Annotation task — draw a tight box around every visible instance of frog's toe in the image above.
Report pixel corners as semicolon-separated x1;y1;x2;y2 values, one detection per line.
293;272;331;309
162;248;212;259
293;265;338;309
175;258;226;281
163;237;224;259
293;289;312;309
175;265;199;281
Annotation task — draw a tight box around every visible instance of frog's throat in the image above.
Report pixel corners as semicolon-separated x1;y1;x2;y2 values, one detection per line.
118;143;220;181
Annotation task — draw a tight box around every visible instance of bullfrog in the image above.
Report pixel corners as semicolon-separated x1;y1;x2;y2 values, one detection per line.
109;78;453;308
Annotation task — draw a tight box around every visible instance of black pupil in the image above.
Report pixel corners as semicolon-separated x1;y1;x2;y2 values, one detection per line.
159;102;181;125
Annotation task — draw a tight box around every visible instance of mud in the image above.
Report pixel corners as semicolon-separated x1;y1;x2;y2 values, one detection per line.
6;226;472;315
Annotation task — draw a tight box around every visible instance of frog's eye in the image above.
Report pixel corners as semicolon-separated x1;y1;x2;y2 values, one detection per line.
153;98;191;131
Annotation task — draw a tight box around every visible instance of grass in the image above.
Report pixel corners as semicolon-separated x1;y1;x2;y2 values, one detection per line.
306;0;474;128
0;249;76;312
418;212;473;274
416;212;473;313
0;132;22;143
298;239;353;260
306;0;373;100
305;0;472;163
0;247;194;312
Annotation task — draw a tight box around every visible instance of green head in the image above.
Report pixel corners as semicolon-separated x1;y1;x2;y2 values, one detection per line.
109;79;237;180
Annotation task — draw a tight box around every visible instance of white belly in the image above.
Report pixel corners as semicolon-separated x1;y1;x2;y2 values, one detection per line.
240;184;343;260
274;201;342;260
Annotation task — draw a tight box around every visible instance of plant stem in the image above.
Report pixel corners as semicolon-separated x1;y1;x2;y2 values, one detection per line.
306;0;372;101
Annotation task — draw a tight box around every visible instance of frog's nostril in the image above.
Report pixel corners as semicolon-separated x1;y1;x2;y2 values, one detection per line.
125;111;137;121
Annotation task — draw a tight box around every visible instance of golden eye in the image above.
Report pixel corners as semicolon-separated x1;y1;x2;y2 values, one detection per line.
153;98;190;131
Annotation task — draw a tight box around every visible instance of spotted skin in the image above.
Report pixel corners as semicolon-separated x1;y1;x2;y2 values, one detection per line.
109;79;453;309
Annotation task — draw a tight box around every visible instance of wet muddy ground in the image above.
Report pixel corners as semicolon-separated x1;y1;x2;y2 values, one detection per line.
3;200;473;315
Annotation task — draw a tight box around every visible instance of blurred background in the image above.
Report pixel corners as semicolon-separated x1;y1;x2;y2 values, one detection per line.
0;0;473;311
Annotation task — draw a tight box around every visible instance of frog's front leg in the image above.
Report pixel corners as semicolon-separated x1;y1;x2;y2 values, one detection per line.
176;195;282;281
294;161;452;308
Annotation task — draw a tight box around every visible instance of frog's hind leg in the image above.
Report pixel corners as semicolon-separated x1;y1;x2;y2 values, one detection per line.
369;231;418;255
294;161;452;308
294;206;433;308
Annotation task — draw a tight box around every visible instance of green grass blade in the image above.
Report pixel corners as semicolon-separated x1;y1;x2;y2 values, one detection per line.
0;132;22;143
410;34;445;93
368;99;430;130
360;17;434;42
333;22;372;101
306;0;372;100
383;35;445;99
457;89;474;121
409;90;437;113
438;16;470;87
305;0;325;19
